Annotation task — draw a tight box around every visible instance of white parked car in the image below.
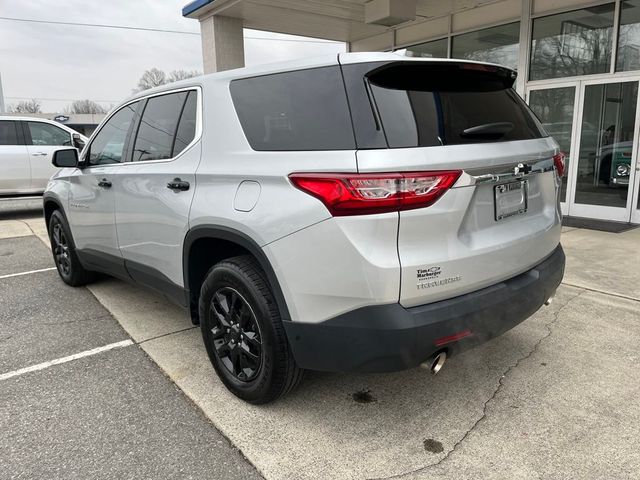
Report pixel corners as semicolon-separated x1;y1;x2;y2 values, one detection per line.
0;116;87;196
43;53;565;403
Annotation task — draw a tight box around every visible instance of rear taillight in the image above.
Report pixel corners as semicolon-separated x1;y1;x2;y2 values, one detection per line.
553;152;566;178
289;171;461;216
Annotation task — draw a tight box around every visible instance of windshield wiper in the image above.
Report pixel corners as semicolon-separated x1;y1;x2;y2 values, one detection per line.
461;122;514;138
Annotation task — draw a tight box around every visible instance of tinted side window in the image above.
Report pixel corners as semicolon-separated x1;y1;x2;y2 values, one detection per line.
0;121;18;146
172;91;197;157
27;122;71;146
87;102;138;165
133;92;188;162
230;66;355;151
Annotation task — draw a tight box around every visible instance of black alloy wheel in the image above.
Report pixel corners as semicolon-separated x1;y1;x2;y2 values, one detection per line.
51;222;71;277
48;210;94;287
199;255;304;403
209;287;263;382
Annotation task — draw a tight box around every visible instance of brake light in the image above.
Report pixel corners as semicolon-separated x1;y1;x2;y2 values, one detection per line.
289;171;461;216
459;63;497;72
553;152;566;178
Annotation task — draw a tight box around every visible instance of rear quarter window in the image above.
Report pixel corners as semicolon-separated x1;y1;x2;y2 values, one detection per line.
230;66;355;151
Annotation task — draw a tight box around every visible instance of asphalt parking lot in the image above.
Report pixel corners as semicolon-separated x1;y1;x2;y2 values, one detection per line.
1;197;639;479
0;198;260;480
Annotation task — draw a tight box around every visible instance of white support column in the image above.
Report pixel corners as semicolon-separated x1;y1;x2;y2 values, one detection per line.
199;15;245;74
0;73;5;114
516;0;532;96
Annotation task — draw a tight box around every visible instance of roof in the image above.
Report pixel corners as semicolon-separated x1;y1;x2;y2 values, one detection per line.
182;0;215;17
0;115;89;139
181;0;385;42
103;52;515;110
181;0;504;44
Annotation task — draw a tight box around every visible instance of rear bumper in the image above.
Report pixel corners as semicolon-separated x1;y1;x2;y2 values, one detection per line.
283;245;565;372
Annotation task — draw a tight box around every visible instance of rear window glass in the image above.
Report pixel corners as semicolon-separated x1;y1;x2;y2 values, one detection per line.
0;121;18;145
133;91;190;162
362;62;546;148
230;66;355;151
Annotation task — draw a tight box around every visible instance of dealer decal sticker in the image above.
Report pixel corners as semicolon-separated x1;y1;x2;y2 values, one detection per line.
417;267;461;290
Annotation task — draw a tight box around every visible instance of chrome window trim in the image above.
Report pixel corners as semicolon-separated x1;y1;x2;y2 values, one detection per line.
82;85;203;169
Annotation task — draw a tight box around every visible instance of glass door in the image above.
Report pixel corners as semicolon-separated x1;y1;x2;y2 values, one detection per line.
631;157;640;223
527;84;579;215
569;79;640;222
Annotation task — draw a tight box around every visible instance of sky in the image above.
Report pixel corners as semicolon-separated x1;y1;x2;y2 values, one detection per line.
0;0;345;112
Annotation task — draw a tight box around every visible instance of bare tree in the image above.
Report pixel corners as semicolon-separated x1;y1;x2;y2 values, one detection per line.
65;99;107;114
530;23;613;80
134;68;167;92
168;69;201;82
134;68;201;92
8;99;41;114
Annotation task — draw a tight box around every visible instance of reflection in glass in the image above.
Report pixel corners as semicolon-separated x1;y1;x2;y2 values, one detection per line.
617;1;640;71
575;82;637;208
88;103;138;165
405;38;448;58
530;4;615;80
451;22;520;70
529;87;576;202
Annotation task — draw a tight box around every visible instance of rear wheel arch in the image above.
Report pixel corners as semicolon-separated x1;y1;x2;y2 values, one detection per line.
183;226;291;324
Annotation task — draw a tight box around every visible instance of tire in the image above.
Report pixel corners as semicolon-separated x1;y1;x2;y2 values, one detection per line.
199;255;304;404
48;210;94;287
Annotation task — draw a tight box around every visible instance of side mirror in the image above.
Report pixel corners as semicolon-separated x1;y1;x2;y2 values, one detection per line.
73;133;86;150
52;148;79;168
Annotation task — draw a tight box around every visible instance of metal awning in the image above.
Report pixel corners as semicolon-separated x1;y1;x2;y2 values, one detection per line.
182;1;498;44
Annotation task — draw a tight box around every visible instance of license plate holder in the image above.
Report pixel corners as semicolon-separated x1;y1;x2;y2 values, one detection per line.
494;180;528;221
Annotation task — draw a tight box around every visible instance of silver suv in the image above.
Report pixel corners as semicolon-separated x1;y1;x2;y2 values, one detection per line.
43;53;565;404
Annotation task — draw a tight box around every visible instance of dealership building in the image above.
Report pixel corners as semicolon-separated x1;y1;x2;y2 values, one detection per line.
184;0;640;224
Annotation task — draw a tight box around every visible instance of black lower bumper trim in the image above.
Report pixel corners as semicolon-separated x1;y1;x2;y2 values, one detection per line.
283;245;565;373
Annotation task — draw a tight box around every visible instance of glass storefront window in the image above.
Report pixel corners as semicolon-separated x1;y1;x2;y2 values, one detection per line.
530;4;615;80
405;38;448;58
574;81;637;208
529;87;576;202
451;22;520;70
617;0;640;71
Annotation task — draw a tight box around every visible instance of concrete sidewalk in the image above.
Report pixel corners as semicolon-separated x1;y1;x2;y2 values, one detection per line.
2;198;638;479
80;225;640;479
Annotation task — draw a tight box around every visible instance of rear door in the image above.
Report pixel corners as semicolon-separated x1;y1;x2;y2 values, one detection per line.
113;88;200;304
0;120;31;194
342;60;562;307
23;120;73;190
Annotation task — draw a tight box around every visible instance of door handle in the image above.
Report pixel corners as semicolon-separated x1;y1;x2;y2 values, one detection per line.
32;152;48;157
167;178;190;191
97;179;112;189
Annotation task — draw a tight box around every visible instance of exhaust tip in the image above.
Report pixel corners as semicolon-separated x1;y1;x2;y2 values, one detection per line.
430;351;447;375
421;351;447;375
545;294;555;306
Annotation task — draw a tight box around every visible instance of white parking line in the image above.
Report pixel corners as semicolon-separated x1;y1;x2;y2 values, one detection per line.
0;267;57;280
0;340;134;381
